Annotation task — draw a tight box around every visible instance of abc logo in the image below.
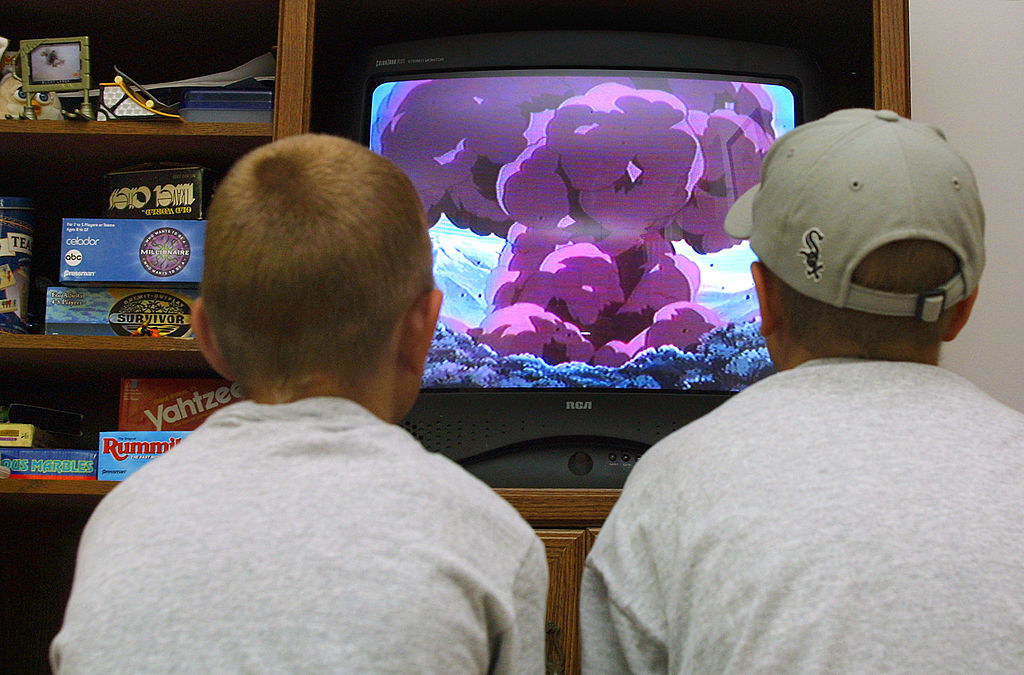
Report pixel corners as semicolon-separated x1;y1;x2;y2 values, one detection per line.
65;237;99;246
64;249;84;266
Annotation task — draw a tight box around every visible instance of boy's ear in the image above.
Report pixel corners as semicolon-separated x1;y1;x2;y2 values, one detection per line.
750;261;783;339
191;297;235;381
387;288;442;423
397;288;443;377
942;286;979;342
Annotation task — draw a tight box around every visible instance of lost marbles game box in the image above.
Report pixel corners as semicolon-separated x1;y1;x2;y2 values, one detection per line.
1;448;97;480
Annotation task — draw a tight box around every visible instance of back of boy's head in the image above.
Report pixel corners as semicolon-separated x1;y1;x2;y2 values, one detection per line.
767;240;961;357
201;133;434;394
725;108;985;358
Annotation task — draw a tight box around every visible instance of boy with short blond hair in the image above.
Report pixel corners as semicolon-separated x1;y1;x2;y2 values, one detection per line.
200;134;436;398
52;134;548;674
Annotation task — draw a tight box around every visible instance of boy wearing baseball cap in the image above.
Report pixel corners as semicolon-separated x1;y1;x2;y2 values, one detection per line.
581;109;1024;673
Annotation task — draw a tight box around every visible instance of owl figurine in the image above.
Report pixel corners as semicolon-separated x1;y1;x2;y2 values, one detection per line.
1;72;64;120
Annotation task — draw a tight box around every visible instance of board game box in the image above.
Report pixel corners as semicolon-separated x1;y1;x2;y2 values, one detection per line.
60;218;205;284
45;286;198;337
1;448;97;480
98;431;191;480
120;378;243;431
105;165;208;220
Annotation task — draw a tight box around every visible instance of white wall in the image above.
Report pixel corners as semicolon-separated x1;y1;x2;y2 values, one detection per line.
910;0;1024;412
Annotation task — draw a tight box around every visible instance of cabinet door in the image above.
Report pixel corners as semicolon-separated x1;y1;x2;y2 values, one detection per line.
537;529;588;675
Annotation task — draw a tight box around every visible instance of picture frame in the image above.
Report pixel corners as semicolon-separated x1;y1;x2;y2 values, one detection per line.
15;36;94;119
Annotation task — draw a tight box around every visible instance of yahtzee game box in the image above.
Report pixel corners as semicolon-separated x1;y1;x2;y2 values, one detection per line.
119;378;243;432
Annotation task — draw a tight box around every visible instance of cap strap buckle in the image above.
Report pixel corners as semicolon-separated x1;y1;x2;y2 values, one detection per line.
915;289;947;322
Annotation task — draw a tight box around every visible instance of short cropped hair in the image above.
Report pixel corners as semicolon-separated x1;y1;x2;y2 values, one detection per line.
773;239;961;359
201;134;434;394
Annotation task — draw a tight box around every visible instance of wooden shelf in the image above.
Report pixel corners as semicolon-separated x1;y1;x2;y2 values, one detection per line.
1;3;303;673
0;121;272;203
0;334;211;380
0;119;272;137
0;478;118;496
0;478;619;526
6;1;280;94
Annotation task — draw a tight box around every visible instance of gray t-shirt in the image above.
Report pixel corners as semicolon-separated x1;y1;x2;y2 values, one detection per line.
582;358;1024;673
52;397;548;674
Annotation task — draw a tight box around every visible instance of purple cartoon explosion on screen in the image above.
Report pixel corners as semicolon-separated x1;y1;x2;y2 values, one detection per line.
370;73;787;390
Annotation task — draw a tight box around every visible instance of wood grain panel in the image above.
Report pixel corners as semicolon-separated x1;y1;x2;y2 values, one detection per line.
498;489;620;528
274;0;317;137
538;529;589;675
874;0;911;115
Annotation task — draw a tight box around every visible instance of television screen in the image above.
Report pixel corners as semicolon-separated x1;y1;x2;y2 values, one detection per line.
368;70;790;392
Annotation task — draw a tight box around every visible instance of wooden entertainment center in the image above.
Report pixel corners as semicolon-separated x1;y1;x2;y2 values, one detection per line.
1;1;908;672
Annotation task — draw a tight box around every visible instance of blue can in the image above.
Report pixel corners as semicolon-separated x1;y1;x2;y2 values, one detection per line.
0;197;34;333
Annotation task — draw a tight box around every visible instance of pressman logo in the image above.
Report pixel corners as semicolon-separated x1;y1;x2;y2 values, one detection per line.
566;401;593;410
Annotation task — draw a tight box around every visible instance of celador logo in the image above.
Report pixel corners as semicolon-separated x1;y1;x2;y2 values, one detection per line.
108;292;192;337
139;227;191;277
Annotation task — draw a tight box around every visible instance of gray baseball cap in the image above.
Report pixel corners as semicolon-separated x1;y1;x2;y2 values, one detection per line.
724;108;985;322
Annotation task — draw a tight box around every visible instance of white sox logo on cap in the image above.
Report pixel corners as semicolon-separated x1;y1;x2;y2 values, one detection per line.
798;228;824;282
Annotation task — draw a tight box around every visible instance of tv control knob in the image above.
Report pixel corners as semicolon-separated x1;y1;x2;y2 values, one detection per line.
568;451;594;476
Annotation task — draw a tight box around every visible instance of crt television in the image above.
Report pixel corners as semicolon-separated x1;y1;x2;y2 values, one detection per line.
355;31;823;487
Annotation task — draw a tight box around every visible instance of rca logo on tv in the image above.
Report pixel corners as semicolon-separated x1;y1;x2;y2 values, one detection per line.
566;401;593;410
